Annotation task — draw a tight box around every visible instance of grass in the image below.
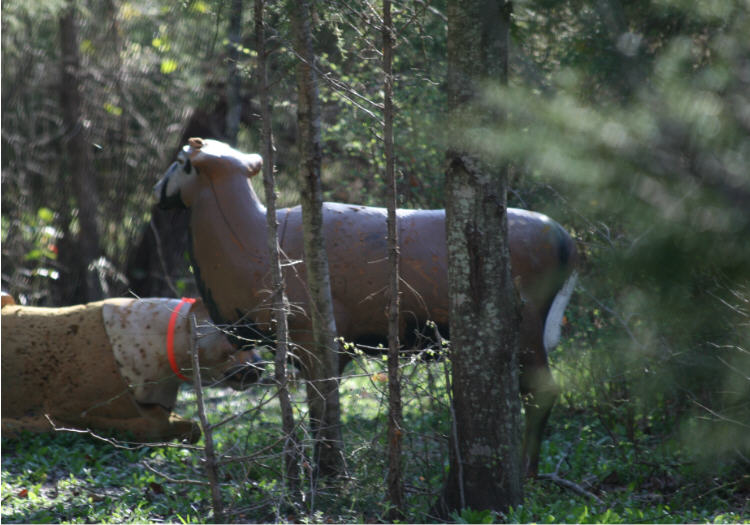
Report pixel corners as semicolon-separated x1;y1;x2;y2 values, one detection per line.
1;432;206;523
509;413;749;524
2;345;749;523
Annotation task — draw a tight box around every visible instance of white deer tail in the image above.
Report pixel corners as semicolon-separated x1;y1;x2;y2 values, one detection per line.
543;271;578;354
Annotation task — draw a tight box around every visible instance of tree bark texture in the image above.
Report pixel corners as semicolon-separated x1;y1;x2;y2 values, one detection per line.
256;0;301;498
439;0;523;515
288;0;345;478
226;0;243;146
383;0;405;519
59;0;104;303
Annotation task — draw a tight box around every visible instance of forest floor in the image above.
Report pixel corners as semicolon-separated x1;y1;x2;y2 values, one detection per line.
2;357;748;523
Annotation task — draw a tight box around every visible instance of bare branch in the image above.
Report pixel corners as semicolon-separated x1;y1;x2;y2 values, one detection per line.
44;415;203;451
189;314;225;522
537;473;605;505
143;462;211;487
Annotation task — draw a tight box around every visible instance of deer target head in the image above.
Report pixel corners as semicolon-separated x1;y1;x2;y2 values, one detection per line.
154;138;262;209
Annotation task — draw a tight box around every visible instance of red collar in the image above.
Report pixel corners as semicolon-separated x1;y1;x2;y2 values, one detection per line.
167;297;196;381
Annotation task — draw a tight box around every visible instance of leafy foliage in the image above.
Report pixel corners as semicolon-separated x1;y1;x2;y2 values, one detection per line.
2;0;229;303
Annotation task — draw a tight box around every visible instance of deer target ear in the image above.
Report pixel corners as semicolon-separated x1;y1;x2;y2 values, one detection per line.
187;138;211;172
1;292;16;307
186;296;204;310
186;137;205;165
245;154;262;177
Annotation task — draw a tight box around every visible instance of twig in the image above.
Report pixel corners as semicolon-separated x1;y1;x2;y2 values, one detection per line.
433;323;464;509
257;0;301;502
537;423;604;505
208;387;281;431
537;473;605;505
189;314;225;523
689;396;750;429
216;417;306;467
45;415;203;451
143;461;211;486
580;285;646;351
384;0;405;518
553;425;582;474
284;42;384;124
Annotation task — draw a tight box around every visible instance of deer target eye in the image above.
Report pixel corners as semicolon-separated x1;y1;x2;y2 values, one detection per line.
182;158;192;174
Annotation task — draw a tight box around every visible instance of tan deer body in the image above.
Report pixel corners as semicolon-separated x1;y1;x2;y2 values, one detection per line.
1;295;261;442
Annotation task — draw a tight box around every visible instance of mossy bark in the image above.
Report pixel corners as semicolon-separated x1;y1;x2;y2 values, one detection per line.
439;0;523;515
288;0;345;479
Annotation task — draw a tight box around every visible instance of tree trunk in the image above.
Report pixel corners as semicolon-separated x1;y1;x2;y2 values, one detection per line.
288;0;345;479
438;0;523;515
383;1;405;519
59;0;104;303
226;0;243;146
256;0;300;499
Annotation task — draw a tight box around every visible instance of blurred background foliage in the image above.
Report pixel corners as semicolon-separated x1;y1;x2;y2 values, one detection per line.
480;0;750;464
1;0;748;515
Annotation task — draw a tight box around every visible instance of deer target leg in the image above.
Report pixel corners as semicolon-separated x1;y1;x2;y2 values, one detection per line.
2;415;58;436
519;307;561;478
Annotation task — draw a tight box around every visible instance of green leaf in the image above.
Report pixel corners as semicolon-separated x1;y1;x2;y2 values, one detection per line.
36;207;54;223
451;507;496;524
190;1;209;14
24;249;43;261
160;59;178;75
80;39;94;55
103;103;123;116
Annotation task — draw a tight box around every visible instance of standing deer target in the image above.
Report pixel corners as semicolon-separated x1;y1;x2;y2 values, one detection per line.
154;137;578;476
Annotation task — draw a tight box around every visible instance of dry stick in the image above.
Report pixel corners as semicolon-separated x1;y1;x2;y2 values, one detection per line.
208;387;279;431
433;323;465;509
218;417;308;467
256;0;301;503
537;473;605;505
44;415;203;451
536;424;604;505
383;0;405;519
189;314;225;523
143;462;211;487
